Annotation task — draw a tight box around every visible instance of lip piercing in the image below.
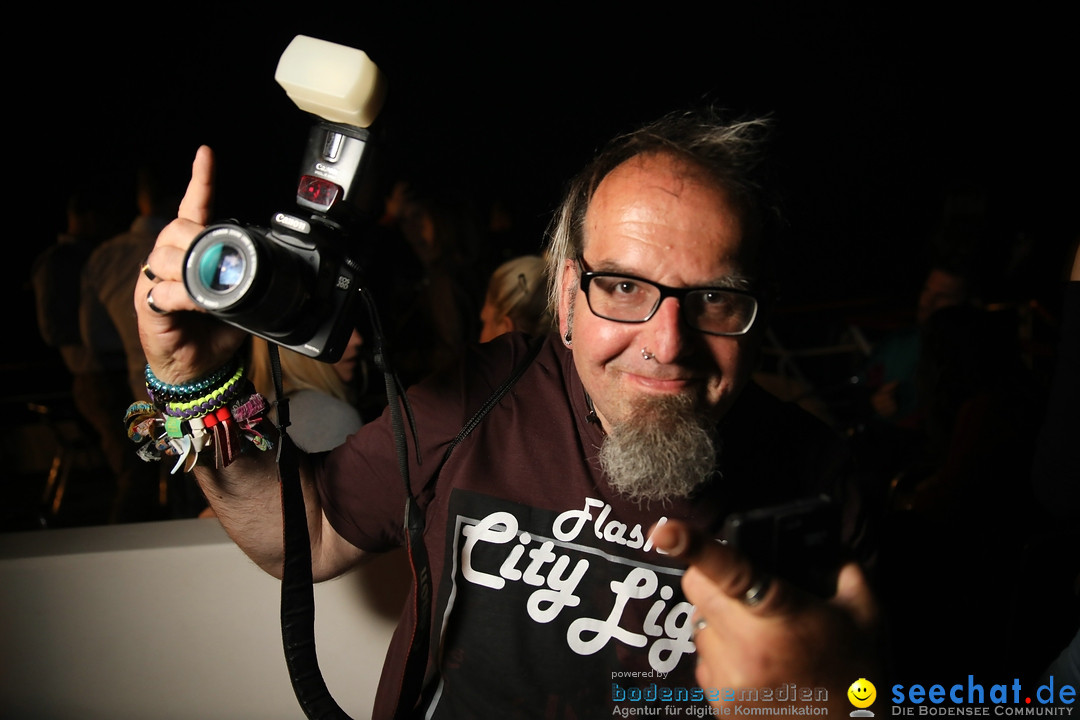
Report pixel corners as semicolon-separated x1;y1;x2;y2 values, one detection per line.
641;348;654;361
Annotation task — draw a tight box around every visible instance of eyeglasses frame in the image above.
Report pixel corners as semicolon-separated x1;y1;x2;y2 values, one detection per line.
574;257;760;337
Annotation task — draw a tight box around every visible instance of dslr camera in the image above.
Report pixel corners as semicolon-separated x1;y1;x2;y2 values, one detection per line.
184;36;387;362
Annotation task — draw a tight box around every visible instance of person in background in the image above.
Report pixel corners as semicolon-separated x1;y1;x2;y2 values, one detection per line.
377;178;486;383
196;331;366;519
247;329;365;454
478;254;553;342
81;159;186;521
863;261;974;429
82;163;183;403
31;182;128;519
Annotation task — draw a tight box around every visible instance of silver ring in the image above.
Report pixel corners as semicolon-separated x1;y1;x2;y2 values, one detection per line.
141;257;157;282
641;348;654;361
146;289;168;315
743;576;771;607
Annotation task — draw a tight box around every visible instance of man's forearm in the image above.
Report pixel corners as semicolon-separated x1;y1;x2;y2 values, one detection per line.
193;443;361;581
194;447;292;577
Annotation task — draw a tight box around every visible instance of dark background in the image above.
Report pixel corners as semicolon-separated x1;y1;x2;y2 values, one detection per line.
8;4;1079;400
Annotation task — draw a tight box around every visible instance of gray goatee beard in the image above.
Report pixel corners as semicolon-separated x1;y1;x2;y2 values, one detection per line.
598;393;718;505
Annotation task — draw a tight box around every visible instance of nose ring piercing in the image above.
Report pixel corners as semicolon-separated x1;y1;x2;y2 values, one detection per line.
641;348;654;361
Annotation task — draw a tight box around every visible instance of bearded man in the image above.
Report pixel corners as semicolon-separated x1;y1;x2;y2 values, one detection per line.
136;108;879;719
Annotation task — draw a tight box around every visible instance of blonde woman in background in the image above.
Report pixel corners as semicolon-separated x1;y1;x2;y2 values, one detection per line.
247;329;365;453
479;255;553;342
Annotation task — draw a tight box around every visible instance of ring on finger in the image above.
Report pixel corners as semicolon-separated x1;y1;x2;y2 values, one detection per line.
146;289;168;315
742;575;771;608
141;257;158;282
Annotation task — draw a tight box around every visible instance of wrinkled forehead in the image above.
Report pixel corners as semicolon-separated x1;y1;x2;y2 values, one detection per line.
581;152;755;270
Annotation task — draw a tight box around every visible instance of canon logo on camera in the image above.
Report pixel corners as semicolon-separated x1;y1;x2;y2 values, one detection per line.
273;213;311;234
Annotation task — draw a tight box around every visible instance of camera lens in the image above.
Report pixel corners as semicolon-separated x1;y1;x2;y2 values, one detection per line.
200;244;246;292
184;222;323;344
184;226;259;311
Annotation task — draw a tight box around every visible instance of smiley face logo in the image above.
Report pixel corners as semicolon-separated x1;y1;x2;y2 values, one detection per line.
848;678;877;709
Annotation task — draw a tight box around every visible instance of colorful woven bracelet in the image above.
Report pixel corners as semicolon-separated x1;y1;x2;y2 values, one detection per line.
124;389;273;472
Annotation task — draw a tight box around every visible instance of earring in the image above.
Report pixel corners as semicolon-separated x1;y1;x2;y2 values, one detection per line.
563;330;572;347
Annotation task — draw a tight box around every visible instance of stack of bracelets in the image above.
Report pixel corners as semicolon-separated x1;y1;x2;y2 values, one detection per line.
124;356;274;473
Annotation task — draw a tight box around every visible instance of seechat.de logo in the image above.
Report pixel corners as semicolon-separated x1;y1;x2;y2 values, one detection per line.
891;675;1076;716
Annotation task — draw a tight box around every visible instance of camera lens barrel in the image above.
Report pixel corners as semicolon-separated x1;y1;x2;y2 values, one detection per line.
184;223;320;342
184;226;260;311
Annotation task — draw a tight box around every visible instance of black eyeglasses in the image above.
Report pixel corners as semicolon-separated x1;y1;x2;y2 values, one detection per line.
575;258;759;336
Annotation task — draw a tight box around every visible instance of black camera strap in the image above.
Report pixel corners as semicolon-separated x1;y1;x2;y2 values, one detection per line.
272;341;353;720
272;287;427;720
273;297;544;719
403;332;545;715
270;287;417;719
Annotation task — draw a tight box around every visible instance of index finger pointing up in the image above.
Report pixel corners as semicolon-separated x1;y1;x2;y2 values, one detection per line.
177;145;216;226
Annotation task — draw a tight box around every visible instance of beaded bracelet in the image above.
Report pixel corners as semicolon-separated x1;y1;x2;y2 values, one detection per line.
129;354;274;471
162;364;247;418
145;357;240;406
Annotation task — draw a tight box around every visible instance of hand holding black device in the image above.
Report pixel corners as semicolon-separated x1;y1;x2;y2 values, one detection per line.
720;495;842;599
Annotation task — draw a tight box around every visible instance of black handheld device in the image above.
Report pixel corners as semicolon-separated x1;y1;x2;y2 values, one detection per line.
720;495;842;599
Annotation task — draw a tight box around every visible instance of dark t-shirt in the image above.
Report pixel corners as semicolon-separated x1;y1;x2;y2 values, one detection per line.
317;332;864;719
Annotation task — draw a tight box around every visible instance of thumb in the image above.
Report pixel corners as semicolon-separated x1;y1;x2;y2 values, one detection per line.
177;145;216;226
831;562;878;630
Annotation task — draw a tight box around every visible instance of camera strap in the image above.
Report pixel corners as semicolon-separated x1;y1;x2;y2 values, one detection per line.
272;341;355;720
272;287;427;720
404;332;545;715
273;300;544;719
